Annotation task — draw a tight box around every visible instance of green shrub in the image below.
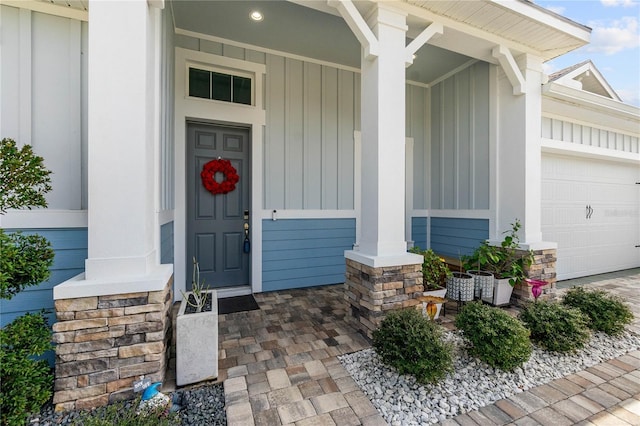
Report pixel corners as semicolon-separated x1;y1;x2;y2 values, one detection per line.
373;308;453;384
71;396;179;426
454;302;532;371
0;230;54;299
0;138;52;213
519;300;591;353
0;312;53;426
563;287;634;335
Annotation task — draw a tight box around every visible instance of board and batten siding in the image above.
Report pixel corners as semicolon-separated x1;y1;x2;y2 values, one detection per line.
264;56;359;210
407;84;430;210
0;228;88;328
542;116;639;154
1;5;87;210
430;217;489;258
262;219;355;291
430;62;490;210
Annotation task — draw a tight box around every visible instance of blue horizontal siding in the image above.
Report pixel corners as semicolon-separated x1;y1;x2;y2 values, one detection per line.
430;218;489;258
411;217;428;250
262;218;355;291
0;228;87;327
160;221;174;265
1;228;87;366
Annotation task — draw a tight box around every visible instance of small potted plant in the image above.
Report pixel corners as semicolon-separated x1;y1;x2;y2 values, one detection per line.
462;220;534;306
176;258;218;386
409;247;451;319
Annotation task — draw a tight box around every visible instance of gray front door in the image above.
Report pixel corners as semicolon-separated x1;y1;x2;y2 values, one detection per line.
187;122;250;289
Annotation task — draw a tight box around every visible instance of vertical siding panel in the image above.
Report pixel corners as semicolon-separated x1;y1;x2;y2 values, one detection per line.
245;49;266;65
541;117;552;139
285;58;304;208
572;123;581;143
431;84;442;209
457;69;471;209
265;54;286;208
200;39;223;55
32;13;82;210
473;63;490;209
321;66;338;209
354;73;361;132
552;119;562;140
304;63;322;209
337;69;354;210
442;77;455;209
410;85;426;210
1;5;20;139
222;44;245;60
562;121;572;142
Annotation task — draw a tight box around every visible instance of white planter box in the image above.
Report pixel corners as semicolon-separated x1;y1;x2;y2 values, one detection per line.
482;278;513;306
176;290;218;386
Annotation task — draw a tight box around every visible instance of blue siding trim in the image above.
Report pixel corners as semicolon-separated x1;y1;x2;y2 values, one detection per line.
0;228;87;328
262;218;355;292
430;218;489;258
160;221;174;265
411;217;428;250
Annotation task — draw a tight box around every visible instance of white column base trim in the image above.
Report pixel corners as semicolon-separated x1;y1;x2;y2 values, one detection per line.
84;251;157;280
345;250;422;268
54;264;173;300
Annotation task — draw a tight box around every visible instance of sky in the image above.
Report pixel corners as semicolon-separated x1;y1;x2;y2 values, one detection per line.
534;0;640;106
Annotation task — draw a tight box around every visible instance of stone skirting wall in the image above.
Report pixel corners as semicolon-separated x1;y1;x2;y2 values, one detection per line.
52;277;173;411
513;248;557;303
345;259;423;339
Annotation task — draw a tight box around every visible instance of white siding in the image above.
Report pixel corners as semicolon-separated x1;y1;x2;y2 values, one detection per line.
0;6;86;210
542;116;640;154
429;62;490;210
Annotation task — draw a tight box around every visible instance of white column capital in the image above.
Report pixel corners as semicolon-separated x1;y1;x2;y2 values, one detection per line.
364;3;408;33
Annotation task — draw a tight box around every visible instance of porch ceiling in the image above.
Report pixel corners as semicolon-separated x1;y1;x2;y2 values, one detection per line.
171;0;471;86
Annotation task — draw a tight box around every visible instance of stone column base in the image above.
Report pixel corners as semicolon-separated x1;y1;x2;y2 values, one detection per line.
344;259;423;339
52;276;173;411
513;248;557;303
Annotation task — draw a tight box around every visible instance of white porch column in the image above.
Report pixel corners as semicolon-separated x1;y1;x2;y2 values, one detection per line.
495;54;550;248
346;4;420;267
84;0;159;279
54;0;172;298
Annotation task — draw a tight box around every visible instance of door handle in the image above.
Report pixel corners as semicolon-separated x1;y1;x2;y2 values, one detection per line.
586;205;594;219
243;223;250;253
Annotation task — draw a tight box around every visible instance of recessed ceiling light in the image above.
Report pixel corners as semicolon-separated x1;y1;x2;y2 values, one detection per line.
250;11;263;21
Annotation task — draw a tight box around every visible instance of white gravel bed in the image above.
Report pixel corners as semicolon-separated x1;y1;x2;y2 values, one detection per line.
338;329;640;425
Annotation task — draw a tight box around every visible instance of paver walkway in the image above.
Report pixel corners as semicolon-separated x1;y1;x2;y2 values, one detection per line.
216;269;640;425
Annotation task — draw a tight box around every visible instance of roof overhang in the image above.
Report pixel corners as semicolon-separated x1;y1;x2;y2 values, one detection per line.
543;81;640;133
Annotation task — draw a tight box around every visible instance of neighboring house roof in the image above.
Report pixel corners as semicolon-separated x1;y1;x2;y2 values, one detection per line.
548;60;621;101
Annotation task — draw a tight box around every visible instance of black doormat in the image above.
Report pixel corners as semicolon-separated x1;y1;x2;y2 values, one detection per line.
218;294;260;315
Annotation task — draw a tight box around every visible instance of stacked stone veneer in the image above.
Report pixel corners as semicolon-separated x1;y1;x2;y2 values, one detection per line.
513;248;557;303
52;277;173;411
345;259;423;339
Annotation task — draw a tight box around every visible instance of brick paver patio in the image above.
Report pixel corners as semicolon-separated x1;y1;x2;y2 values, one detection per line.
194;268;640;425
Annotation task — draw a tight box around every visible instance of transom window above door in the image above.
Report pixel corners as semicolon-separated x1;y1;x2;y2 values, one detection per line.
188;66;252;105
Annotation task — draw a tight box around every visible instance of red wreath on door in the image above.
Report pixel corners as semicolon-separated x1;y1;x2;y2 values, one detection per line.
200;159;240;195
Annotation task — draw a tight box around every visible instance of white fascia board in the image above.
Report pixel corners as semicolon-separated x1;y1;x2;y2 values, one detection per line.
489;0;590;43
542;138;640;164
1;0;88;21
542;82;640;122
328;0;379;59
0;209;88;229
492;45;525;95
405;22;443;66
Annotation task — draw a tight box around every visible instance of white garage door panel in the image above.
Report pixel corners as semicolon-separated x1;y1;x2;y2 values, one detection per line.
542;154;640;280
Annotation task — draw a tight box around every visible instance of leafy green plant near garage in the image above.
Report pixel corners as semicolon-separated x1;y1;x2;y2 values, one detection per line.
0;137;55;426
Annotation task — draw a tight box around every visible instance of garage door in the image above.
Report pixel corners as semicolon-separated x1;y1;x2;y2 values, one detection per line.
541;153;640;280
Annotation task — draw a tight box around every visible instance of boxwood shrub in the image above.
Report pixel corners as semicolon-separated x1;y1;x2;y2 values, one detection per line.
454;302;532;371
373;308;453;384
519;300;591;353
563;287;633;335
